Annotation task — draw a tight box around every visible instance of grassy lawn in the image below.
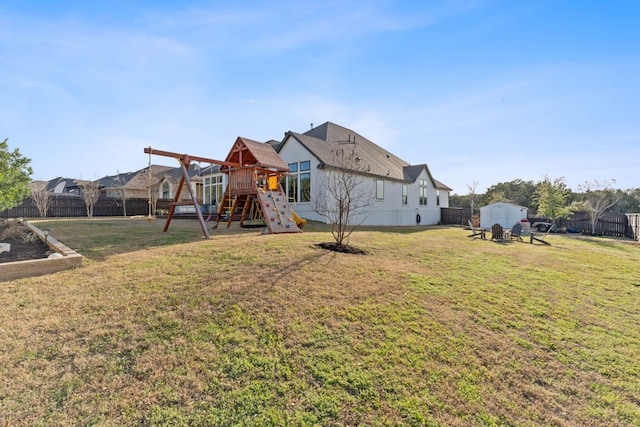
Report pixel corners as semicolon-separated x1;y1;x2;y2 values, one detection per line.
1;218;639;426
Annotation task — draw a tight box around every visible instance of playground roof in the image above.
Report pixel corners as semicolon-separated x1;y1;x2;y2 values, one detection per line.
223;137;289;171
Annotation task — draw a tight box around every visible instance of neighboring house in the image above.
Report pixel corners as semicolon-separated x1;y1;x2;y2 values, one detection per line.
154;164;204;202
480;202;528;229
200;164;226;209
43;177;88;196
95;164;203;201
97;171;142;198
274;121;451;226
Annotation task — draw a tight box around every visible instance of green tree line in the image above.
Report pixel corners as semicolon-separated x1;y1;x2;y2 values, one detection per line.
451;178;639;214
451;178;637;234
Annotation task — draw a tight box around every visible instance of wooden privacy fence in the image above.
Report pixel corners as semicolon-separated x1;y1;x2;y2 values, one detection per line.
562;212;631;238
1;195;177;219
442;207;638;239
627;213;640;241
5;196;640;240
441;207;472;226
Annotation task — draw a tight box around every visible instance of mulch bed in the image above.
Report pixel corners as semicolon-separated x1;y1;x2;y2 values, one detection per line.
0;223;52;263
317;242;368;255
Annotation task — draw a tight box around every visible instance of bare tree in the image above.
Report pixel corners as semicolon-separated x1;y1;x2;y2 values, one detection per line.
578;179;620;235
148;181;159;216
313;144;373;247
114;171;128;217
79;180;101;218
29;182;50;217
466;181;478;217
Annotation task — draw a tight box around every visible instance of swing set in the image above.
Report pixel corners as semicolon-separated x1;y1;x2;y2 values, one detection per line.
144;138;305;239
144;146;238;238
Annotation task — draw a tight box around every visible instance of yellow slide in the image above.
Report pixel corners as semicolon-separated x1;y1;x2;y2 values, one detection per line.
290;209;307;230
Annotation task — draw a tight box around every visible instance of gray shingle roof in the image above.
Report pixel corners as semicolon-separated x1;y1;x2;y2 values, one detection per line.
283;123;407;181
434;179;452;191
198;164;222;176
44;177;85;193
280;121;449;188
95;164;195;190
403;165;426;183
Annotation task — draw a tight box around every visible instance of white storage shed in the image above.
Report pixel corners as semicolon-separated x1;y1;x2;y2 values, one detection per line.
480;202;528;230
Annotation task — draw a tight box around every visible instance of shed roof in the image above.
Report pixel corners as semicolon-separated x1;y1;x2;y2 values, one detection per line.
480;201;528;210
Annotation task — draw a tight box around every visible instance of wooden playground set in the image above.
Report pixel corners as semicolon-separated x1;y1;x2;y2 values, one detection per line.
144;137;306;239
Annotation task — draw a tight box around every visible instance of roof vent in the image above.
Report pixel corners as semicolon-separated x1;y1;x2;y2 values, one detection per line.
310;123;313;129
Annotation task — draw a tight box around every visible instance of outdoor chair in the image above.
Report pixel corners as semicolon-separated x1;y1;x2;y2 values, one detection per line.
467;220;486;239
511;223;523;241
530;223;553;245
491;223;504;241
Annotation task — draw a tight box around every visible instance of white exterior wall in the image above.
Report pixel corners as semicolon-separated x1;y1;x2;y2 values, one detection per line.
277;136;324;222
439;190;449;208
480;202;528;229
197;172;228;204
409;172;442;226
278;136;444;226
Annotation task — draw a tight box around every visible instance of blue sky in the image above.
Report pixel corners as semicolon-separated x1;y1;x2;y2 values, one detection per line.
1;1;638;194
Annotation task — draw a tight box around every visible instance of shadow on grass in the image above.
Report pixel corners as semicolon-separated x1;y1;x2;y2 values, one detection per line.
30;218;460;262
304;221;455;235
31;217;261;261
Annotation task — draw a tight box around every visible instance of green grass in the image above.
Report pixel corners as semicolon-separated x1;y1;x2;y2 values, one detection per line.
1;218;639;426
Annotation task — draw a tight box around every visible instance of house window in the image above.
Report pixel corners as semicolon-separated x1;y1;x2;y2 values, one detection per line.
162;182;170;199
300;173;311;202
283;160;311;203
419;179;428;206
286;175;298;203
402;184;408;205
204;175;224;207
376;179;384;200
436;189;440;206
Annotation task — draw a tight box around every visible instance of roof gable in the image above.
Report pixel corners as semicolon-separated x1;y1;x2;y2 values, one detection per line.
403;164;446;189
403;165;425;183
284;122;408;181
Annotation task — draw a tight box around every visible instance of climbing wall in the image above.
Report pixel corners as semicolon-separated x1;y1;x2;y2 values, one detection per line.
255;188;301;234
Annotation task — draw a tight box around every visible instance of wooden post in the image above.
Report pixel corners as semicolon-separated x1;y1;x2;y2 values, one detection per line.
145;147;239;238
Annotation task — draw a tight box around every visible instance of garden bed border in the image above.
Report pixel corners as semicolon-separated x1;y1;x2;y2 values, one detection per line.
0;222;83;281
